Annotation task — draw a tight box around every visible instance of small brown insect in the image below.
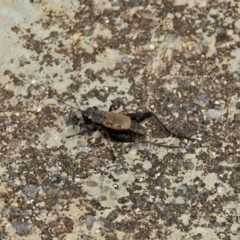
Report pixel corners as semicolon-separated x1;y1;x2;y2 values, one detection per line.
74;104;195;143
77;106;150;142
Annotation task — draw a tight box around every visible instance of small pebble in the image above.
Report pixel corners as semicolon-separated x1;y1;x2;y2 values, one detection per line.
175;196;186;204
122;56;132;63
175;184;187;195
23;185;39;199
217;184;227;195
193;93;209;107
85;215;95;230
11;222;32;236
207;109;222;118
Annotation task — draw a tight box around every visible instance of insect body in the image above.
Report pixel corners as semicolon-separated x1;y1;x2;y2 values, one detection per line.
75;105;177;143
78;106;153;142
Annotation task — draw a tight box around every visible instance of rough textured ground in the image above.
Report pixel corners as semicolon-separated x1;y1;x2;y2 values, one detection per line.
1;0;240;239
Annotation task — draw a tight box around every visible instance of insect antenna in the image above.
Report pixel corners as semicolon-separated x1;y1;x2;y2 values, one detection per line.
138;141;181;149
151;113;184;139
151;112;199;141
104;133;116;161
21;79;80;111
150;112;177;137
71;95;83;112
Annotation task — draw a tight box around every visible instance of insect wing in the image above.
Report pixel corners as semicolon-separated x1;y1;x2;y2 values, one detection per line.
103;112;131;130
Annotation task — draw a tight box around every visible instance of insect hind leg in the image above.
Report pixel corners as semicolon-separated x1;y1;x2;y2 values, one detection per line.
126;112;153;123
103;132;127;172
108;132;137;142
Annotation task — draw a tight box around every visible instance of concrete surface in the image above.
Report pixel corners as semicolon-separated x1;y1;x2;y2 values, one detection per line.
1;0;240;239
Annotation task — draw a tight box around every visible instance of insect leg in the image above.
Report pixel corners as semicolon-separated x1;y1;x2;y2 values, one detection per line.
128;111;194;140
66;132;82;139
108;132;136;142
150;113;193;140
66;123;97;139
109;98;122;112
103;132;117;160
126;112;153;123
137;141;181;149
103;132;127;172
109;104;119;112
